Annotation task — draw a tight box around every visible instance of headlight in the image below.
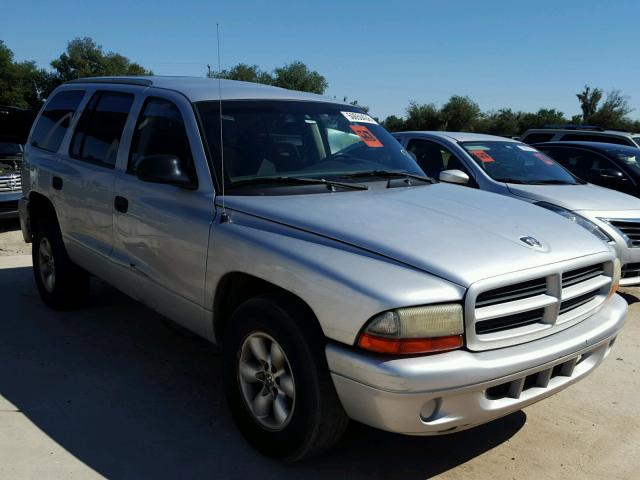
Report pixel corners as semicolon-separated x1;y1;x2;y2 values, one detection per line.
357;304;464;354
536;202;612;243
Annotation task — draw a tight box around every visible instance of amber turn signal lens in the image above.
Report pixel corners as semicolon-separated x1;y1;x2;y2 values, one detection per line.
357;333;464;355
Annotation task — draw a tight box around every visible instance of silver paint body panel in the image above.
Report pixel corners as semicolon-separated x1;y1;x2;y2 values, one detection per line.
19;78;627;436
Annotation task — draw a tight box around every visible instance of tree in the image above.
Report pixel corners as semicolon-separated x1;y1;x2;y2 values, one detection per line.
589;89;633;129
0;40;52;109
50;37;152;84
272;61;327;94
440;95;480;131
476;109;520;136
208;63;274;84
403;101;442;130
576;85;602;123
381;115;405;132
517;108;566;131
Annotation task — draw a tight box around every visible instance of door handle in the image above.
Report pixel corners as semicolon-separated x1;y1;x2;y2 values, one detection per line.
114;195;128;213
52;176;63;190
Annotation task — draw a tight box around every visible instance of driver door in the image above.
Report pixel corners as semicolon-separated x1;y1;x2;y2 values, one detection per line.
112;92;215;338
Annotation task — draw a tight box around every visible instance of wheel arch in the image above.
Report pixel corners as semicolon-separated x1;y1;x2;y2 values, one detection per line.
212;271;322;344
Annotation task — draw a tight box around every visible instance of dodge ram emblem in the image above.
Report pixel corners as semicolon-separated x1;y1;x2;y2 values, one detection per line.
8;175;18;190
520;236;542;248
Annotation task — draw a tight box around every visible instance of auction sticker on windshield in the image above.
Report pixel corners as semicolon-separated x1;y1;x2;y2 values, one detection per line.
341;111;378;124
469;150;495;163
350;125;383;147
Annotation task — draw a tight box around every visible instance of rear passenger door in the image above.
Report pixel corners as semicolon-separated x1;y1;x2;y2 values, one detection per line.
57;89;134;271
112;93;215;337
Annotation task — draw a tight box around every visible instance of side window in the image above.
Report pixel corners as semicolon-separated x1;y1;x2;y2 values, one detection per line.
546;148;618;181
31;90;84;152
521;133;555;144
407;139;472;180
70;91;134;168
128;97;195;178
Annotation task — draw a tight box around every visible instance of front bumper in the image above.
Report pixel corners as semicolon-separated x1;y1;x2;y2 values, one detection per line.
326;293;626;435
0;191;21;219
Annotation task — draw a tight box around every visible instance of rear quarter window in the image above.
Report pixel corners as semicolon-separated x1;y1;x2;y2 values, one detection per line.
521;133;555;144
30;90;85;152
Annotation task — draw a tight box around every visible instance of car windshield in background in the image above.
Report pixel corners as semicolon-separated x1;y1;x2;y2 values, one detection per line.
0;142;22;157
460;141;581;185
633;136;640;146
196;101;425;191
605;146;640;175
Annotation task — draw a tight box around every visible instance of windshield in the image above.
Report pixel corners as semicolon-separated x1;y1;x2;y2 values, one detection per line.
604;146;640;175
460;141;581;185
632;136;640;146
196;100;424;192
0;142;22;157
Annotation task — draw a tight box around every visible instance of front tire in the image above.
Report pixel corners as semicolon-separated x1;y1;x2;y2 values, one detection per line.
32;218;89;309
223;295;349;461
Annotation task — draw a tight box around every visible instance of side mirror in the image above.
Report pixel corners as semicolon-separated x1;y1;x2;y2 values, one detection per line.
135;154;196;189
439;169;470;185
599;168;625;180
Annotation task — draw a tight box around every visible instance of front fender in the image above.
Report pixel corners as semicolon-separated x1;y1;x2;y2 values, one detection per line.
205;213;464;345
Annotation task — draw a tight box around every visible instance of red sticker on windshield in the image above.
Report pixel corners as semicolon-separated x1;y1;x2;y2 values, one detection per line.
470;150;494;163
534;152;554;165
350;125;383;148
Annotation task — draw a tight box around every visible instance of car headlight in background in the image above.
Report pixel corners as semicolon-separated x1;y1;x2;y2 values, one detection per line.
357;304;464;354
536;202;612;243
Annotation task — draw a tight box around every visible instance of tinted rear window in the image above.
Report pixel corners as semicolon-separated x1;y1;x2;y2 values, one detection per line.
31;90;84;152
560;133;632;145
70;91;134;168
521;133;555;144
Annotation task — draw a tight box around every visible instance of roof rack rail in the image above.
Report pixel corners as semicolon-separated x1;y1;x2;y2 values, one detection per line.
542;124;604;131
67;77;153;87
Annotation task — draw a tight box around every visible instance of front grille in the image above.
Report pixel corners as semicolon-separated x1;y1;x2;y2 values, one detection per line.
622;262;640;279
476;278;547;307
476;308;545;335
608;219;640;247
469;260;612;350
0;174;21;192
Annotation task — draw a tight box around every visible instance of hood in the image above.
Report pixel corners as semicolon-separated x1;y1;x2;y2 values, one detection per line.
223;184;611;287
507;183;640;212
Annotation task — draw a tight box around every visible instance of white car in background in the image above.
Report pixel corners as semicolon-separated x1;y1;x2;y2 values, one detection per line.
395;131;640;286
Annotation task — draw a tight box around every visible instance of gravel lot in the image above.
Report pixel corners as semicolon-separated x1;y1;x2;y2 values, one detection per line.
0;219;638;480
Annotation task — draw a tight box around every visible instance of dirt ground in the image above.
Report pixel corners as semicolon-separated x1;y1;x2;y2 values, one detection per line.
0;219;638;480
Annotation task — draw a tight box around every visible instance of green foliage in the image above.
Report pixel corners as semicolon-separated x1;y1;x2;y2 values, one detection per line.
403;101;442;130
440;95;480;131
576;85;602;122
210;60;328;95
0;40;52;108
50;37;152;83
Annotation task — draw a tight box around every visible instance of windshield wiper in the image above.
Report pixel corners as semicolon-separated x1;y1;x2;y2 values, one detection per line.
339;170;434;184
227;176;368;191
495;177;527;184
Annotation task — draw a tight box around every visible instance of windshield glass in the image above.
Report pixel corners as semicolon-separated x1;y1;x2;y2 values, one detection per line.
0;142;22;157
604;146;640;175
460;141;580;184
196;100;424;191
632;136;640;146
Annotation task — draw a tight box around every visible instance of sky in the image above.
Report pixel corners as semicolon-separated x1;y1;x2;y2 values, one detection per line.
3;0;640;120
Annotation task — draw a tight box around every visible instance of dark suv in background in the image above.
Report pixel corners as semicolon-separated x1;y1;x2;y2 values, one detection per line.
535;141;640;198
0;141;23;218
521;125;640;147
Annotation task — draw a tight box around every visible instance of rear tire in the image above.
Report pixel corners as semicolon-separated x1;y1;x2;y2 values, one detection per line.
32;217;90;309
223;295;349;461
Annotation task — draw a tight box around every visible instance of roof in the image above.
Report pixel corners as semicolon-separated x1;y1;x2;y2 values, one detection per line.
67;76;346;104
395;131;519;143
523;127;639;137
534;141;640;152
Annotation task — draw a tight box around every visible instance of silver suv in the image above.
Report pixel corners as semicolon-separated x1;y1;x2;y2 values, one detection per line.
19;77;626;460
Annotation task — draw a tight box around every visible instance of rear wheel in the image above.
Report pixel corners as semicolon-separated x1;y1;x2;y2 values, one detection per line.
32;218;90;309
223;295;349;461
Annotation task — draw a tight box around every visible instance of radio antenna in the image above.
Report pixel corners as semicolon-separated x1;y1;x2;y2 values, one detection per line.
216;22;229;223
